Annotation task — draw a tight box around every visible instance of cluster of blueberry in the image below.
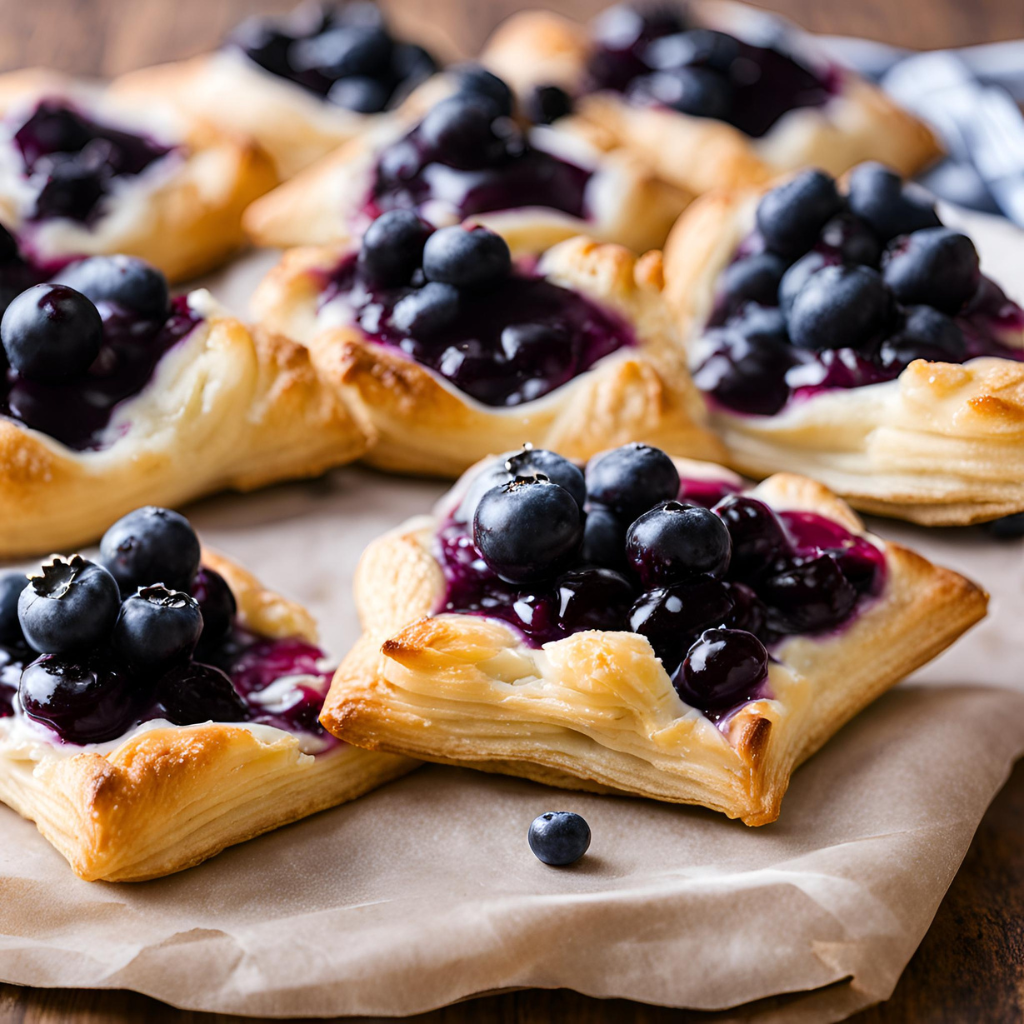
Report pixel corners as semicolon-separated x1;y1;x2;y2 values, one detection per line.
326;212;630;405
13;100;173;223
441;443;885;718
228;1;438;114
0;508;244;744
0;255;196;449
586;4;833;138
695;164;1024;416
368;65;585;222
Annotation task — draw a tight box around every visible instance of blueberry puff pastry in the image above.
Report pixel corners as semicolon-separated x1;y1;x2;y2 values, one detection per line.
0;256;370;558
242;67;689;256
114;2;444;181
0;508;415;882
0;69;276;281
480;2;940;197
320;445;985;825
251;223;724;476
663;164;1024;525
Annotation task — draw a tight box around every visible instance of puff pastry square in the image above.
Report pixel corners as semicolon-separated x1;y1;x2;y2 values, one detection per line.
242;69;690;257
321;454;986;825
662;169;1024;525
251;234;725;477
0;548;416;882
0;70;277;282
0;286;371;558
481;2;941;197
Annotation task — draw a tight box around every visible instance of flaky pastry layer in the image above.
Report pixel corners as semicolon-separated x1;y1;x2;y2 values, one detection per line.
0;292;372;558
0;68;276;281
662;185;1024;525
251;236;725;476
0;549;416;882
480;3;941;196
320;458;986;825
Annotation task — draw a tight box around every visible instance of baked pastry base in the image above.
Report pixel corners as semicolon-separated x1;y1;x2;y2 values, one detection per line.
0;292;372;558
662;187;1024;526
251;237;725;478
0;550;417;882
321;460;986;825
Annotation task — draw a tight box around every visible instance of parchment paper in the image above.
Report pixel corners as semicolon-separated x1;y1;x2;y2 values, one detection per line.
0;215;1022;1022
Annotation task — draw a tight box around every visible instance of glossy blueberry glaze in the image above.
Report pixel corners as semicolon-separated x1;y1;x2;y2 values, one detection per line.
12;100;174;224
319;254;634;406
366;127;593;223
0;295;201;450
586;13;838;138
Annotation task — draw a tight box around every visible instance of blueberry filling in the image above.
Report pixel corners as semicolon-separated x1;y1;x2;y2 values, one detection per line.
436;444;886;722
696;165;1024;416
585;4;837;138
226;1;439;114
12;100;174;224
366;86;592;223
319;219;634;406
0;509;336;749
0;258;200;450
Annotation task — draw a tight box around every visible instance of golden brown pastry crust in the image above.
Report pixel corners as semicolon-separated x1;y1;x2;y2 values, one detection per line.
0;294;372;558
0;68;277;282
662;184;1024;525
480;4;941;195
251;236;726;476
320;458;986;825
241;77;691;256
0;549;417;882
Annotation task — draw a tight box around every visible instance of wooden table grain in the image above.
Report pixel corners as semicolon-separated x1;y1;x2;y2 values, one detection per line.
1;1;1023;1020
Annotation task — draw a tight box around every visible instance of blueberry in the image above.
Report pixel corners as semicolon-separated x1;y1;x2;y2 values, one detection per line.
985;512;1024;540
674;627;768;712
505;447;586;508
113;585;203;673
580;506;626;570
99;506;201;595
585;444;680;524
645;28;739;74
156;662;248;726
524;84;573;125
626;501;732;587
422;225;511;289
819;212;881;266
418;95;505;169
723;581;766;636
0;573;28;646
846;163;941;241
787;264;895;352
712;495;788;579
359;209;431;286
452;457;514;524
390;281;460;336
756;170;844;258
881;227;980;314
18;556;121;654
692;327;794;416
500;322;571;378
759;554;858;633
53;255;170;319
190;567;237;645
229;17;293;77
629;66;732;120
878;305;966;369
376;138;421;185
473;477;583;584
1;283;102;383
327;75;390;112
730;304;788;347
289;25;392;80
592;3;686;49
19;652;136;743
391;43;439;88
555;568;634;633
777;250;829;316
718;252;788;315
451;64;514;117
628;576;734;667
528;811;591;866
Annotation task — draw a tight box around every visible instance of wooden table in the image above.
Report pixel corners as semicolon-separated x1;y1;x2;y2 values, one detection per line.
1;0;1023;1020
